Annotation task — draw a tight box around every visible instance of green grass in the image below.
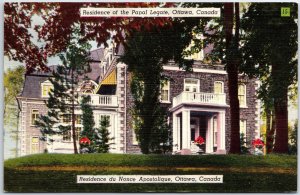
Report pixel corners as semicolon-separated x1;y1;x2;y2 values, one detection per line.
4;154;297;193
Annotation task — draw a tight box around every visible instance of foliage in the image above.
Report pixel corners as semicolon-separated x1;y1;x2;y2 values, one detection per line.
93;116;113;153
36;30;91;154
4;66;25;157
241;3;298;153
240;133;249;154
4;66;25;129
79;95;95;153
4;2;174;72
120;21;196;154
288;120;297;155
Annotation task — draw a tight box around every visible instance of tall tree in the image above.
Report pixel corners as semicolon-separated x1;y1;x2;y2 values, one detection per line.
241;3;298;153
4;66;25;157
224;3;241;154
120;22;195;154
192;3;242;153
94;116;113;153
36;31;91;154
80;95;96;153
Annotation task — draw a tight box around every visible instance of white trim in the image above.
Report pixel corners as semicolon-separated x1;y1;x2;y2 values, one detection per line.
163;65;227;75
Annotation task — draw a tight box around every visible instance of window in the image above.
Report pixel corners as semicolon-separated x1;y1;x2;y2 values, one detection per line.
160;80;170;102
184;78;199;92
76;115;82;125
63;131;71;141
41;81;53;98
240;120;247;145
214;81;224;94
31;136;40;154
31;109;39;126
238;84;246;107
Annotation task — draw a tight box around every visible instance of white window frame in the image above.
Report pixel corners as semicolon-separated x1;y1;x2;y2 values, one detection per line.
214;81;224;94
41;80;53;98
184;78;200;93
238;84;247;107
160;80;171;103
31;109;39;126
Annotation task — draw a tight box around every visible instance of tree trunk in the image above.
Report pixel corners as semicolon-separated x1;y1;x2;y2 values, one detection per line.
71;69;78;154
266;107;275;153
225;3;241;154
273;92;288;153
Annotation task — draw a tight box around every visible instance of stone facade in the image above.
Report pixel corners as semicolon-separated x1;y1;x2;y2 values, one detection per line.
17;48;260;156
124;62;259;154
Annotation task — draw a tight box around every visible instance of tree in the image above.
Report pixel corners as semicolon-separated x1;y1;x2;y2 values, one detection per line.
224;3;241;154
288;120;297;155
94;116;113;153
4;66;25;157
119;22;195;154
4;66;25;123
190;3;242;153
80;95;96;153
241;3;298;153
36;32;91;154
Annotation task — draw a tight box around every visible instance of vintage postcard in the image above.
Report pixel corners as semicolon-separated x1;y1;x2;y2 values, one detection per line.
3;1;297;193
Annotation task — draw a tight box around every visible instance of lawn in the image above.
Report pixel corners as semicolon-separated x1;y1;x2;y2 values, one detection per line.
4;154;297;193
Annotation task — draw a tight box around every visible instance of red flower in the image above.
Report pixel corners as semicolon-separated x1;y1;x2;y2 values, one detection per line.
195;136;205;145
252;138;264;147
79;137;91;145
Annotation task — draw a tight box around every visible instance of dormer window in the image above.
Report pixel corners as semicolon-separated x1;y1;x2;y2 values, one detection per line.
41;80;53;98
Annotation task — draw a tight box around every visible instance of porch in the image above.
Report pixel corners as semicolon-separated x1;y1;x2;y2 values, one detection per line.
172;107;227;155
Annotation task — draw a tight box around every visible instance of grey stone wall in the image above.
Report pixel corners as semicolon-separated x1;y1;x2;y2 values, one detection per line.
20;98;48;155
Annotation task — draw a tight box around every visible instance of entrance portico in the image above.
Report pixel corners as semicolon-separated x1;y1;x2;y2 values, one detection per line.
172;106;227;154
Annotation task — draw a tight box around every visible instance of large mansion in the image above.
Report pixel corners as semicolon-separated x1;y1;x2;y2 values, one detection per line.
17;45;261;156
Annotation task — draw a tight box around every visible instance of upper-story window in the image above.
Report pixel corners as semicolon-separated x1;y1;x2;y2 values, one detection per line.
184;78;200;93
31;109;39;126
41;80;53;98
238;84;246;107
214;81;224;94
160;80;170;102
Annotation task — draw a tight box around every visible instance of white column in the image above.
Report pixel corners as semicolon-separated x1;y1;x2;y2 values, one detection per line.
216;111;226;154
172;114;178;152
205;116;214;153
182;110;190;149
